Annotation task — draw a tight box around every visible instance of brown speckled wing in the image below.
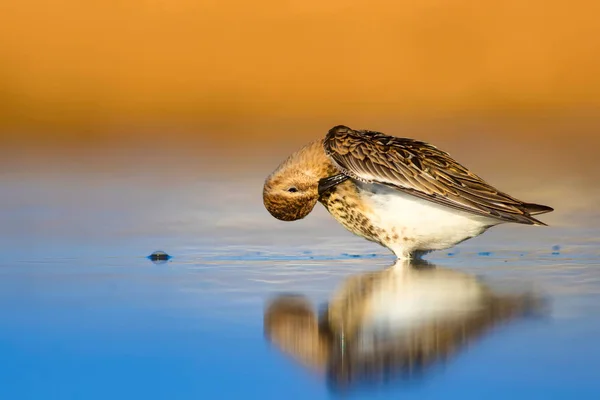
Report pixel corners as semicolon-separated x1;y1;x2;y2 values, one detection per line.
323;125;553;225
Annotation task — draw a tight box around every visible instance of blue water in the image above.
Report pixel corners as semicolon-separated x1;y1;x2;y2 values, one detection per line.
1;171;600;399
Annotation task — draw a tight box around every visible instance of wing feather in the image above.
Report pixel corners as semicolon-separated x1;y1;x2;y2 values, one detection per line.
323;125;553;225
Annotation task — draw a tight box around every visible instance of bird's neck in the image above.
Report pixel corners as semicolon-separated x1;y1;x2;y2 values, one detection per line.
293;139;339;180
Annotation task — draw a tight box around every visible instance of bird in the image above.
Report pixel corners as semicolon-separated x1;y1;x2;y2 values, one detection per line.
262;125;553;260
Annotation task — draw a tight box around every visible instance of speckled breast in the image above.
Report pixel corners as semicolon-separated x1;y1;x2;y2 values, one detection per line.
318;180;391;247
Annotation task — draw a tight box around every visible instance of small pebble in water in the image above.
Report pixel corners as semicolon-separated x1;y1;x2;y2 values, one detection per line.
148;251;171;261
551;244;561;255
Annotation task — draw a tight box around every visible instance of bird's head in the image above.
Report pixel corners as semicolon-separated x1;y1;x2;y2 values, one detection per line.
263;140;330;221
263;163;320;222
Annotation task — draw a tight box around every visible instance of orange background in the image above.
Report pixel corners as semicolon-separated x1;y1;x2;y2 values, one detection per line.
1;1;599;149
1;0;599;226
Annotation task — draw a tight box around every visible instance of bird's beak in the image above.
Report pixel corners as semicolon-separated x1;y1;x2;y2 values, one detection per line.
318;174;349;196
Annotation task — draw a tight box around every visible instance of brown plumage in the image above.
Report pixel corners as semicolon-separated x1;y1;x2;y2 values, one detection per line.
263;140;339;221
263;125;553;259
323;125;553;225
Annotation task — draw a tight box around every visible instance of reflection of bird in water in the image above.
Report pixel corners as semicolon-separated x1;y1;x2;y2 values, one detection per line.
264;259;543;391
263;125;552;260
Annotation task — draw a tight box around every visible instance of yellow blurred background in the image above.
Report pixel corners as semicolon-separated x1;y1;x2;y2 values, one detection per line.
1;0;599;153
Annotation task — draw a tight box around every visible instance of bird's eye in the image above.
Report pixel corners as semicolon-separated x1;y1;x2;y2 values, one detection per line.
287;187;298;193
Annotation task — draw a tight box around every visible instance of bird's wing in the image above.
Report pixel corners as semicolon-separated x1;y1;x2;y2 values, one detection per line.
323;125;552;225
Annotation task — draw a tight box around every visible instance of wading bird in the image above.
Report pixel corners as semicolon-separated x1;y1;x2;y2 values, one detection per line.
263;125;553;260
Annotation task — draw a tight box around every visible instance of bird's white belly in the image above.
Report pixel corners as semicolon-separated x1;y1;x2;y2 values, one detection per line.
357;182;498;257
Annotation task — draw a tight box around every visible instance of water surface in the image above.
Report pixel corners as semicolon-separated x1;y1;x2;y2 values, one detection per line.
1;165;599;399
